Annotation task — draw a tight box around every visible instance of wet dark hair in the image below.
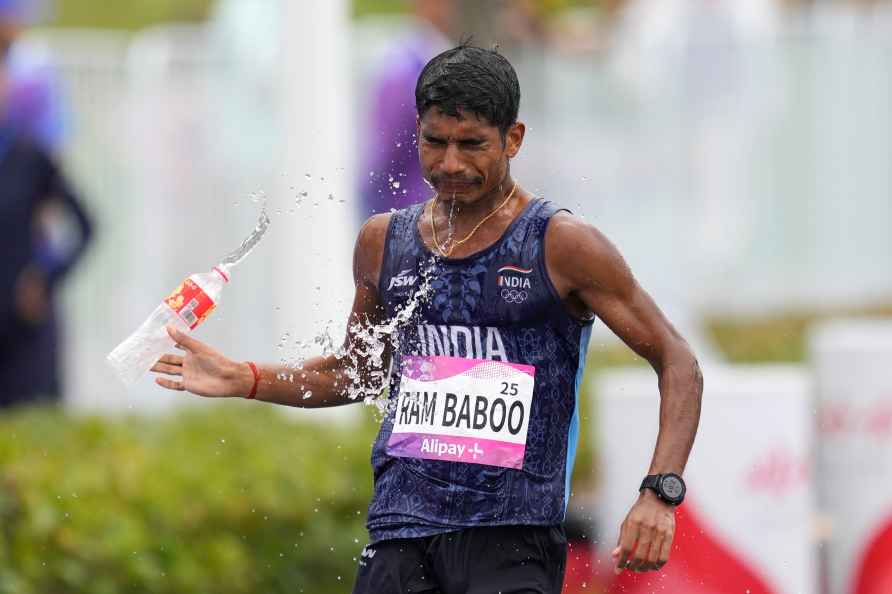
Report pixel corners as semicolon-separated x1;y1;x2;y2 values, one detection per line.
415;43;521;138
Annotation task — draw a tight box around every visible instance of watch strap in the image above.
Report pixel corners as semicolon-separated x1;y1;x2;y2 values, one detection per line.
639;474;661;493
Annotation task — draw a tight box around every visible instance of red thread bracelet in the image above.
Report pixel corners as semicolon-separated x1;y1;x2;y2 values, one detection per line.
245;361;260;399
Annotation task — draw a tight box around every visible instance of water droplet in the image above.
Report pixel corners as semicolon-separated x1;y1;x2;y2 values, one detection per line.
304;173;312;180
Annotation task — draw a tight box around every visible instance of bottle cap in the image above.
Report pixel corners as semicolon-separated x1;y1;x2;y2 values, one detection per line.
213;266;230;283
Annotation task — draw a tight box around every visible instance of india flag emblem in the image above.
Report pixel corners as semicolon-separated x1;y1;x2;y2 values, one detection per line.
497;265;532;275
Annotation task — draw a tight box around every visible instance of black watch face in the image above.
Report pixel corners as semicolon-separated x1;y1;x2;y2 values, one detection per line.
661;475;685;501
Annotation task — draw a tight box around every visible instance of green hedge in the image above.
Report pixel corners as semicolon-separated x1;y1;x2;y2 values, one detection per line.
707;303;892;364
0;404;378;594
49;0;214;30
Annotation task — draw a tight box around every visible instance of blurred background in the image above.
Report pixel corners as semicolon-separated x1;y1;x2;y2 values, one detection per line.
1;0;891;593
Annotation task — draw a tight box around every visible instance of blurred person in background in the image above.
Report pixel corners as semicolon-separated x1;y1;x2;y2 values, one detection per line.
1;0;64;153
0;0;93;409
358;0;456;221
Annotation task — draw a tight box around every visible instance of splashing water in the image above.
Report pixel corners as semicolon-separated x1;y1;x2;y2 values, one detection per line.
343;255;440;413
219;209;271;269
276;254;441;417
445;194;457;251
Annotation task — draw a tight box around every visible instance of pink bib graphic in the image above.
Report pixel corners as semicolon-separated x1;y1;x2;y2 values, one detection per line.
386;355;536;469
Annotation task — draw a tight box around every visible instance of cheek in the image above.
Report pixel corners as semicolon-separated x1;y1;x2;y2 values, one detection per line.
481;155;507;178
417;149;433;170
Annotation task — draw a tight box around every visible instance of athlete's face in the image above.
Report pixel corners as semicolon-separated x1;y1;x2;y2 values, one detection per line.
417;107;524;205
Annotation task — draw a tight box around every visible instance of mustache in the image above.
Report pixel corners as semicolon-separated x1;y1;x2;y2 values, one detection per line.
430;174;484;187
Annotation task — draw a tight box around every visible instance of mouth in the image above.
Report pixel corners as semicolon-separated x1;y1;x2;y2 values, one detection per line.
434;180;480;193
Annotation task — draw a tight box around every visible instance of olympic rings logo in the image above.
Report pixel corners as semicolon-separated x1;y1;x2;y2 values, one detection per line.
501;289;528;304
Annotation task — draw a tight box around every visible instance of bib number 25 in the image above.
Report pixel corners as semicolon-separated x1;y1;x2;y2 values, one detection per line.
500;382;519;396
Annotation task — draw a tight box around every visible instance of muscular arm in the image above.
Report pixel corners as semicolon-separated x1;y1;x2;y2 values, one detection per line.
152;214;394;408
545;212;703;574
546;212;702;475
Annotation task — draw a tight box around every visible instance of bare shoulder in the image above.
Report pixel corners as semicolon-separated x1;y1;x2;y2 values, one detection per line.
545;211;634;295
357;213;392;248
354;213;393;288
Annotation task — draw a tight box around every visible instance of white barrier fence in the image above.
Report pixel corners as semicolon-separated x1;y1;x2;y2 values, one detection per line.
811;320;892;594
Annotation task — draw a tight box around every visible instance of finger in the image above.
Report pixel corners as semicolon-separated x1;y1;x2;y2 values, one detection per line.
628;525;654;572
166;325;200;352
155;376;185;391
630;542;653;573
656;528;674;569
157;354;184;366
632;535;662;573
643;532;664;572
614;521;639;575
151;362;183;376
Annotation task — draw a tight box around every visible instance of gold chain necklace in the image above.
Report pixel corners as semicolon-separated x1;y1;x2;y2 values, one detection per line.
430;182;518;258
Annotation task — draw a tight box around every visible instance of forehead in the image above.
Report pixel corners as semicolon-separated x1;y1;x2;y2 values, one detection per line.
418;106;499;137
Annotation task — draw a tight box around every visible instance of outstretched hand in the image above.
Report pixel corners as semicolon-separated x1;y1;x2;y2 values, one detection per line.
611;489;676;574
151;325;252;398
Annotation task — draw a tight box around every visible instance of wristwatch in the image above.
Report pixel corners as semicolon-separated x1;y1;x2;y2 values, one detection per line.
639;473;686;506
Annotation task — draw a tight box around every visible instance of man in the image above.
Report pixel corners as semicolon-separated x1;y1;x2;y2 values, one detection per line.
152;44;703;593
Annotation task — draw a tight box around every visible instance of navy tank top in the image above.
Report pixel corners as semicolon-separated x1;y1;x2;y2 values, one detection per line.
367;198;594;543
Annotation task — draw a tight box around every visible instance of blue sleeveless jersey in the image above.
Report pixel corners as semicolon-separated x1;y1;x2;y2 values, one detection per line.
368;199;594;543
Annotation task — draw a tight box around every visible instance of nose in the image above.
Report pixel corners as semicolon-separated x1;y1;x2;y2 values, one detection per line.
440;143;464;176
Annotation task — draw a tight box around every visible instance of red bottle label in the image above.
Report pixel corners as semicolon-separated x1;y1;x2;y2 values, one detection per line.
164;278;215;330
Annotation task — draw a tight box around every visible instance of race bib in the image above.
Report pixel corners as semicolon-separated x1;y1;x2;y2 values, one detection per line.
386;355;536;469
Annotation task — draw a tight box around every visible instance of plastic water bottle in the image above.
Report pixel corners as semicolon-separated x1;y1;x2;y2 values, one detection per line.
107;209;269;387
106;265;231;386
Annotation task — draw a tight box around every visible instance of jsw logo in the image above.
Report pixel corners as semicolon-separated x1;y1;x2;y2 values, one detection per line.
388;269;418;290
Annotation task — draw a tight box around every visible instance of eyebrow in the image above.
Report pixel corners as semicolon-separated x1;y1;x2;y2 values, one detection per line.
422;133;486;145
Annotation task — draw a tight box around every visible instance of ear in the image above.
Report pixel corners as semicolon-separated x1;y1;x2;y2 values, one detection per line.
505;122;525;159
